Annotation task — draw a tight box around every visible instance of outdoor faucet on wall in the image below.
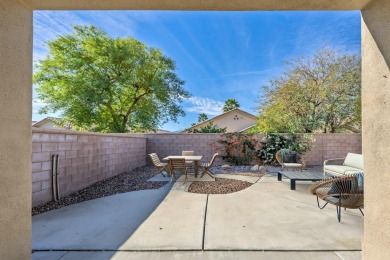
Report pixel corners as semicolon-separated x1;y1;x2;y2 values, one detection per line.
51;154;60;201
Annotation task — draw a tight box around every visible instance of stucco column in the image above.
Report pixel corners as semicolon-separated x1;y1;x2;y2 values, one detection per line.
0;0;33;258
361;0;390;258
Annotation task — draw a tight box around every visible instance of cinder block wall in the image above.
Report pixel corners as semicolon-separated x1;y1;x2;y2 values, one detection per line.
304;134;362;165
144;133;362;166
144;133;221;164
32;128;146;206
31;131;361;206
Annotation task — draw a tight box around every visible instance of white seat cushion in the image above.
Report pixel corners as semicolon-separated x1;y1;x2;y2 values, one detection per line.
324;165;361;174
344;170;363;174
283;163;303;167
344;153;363;170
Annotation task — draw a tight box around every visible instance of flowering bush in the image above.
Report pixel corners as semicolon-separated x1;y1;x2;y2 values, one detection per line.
257;133;313;165
213;133;260;165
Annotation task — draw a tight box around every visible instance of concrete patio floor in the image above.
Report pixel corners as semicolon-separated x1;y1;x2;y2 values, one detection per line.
32;173;363;259
205;175;362;250
32;250;361;260
32;185;172;250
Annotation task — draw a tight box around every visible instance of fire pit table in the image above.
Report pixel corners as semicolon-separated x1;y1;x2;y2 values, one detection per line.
277;171;324;190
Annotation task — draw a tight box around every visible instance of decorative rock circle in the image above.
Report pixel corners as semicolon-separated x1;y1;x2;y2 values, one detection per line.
188;178;253;194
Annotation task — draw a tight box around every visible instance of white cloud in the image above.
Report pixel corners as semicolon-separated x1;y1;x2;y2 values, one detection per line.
33;11;140;62
32;99;45;114
32;99;46;106
221;69;274;77
185;97;224;116
32;99;60;121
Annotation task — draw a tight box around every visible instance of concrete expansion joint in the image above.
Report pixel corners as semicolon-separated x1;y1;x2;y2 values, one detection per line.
32;249;362;252
56;251;69;259
202;194;209;251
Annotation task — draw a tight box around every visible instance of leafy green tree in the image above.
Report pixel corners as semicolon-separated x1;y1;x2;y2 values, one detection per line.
34;25;190;133
257;48;361;133
188;121;226;133
223;98;240;112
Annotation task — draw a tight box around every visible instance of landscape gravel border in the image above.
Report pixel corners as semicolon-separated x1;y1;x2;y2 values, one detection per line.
32;165;323;215
32;166;167;216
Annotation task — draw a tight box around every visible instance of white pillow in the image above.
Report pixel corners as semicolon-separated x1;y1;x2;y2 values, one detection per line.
344;153;363;169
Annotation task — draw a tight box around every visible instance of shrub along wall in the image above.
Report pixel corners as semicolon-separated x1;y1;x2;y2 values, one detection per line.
32;128;146;206
144;133;362;166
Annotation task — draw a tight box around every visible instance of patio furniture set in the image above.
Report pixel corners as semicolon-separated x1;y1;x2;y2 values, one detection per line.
150;148;364;222
276;149;364;222
149;151;218;182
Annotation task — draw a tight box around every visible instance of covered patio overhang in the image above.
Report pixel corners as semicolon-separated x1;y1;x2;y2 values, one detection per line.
24;0;373;10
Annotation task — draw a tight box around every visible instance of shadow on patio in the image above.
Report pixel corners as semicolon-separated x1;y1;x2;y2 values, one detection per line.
32;172;362;259
32;183;171;254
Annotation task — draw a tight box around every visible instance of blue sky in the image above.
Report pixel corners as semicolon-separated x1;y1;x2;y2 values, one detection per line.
33;11;361;132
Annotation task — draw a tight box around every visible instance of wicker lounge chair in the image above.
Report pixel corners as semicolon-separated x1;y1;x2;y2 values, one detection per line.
275;149;305;171
308;173;364;222
148;153;168;177
199;153;218;178
169;158;189;182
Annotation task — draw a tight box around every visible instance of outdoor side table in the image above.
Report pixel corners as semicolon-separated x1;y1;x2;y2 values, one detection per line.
277;171;324;190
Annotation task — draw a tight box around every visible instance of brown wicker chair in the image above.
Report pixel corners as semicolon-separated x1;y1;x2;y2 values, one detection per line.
308;174;364;222
148;153;168;177
169;158;189;182
275;149;305;171
199;153;218;178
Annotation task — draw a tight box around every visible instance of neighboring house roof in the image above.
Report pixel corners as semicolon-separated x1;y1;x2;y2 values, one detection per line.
144;129;172;134
32;117;60;127
155;129;171;133
33;118;171;133
32;117;72;130
182;108;257;133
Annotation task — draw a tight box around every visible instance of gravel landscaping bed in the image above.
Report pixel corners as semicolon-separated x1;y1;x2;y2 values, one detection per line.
214;165;323;175
32;164;322;215
188;165;322;195
214;165;263;175
213;166;264;177
188;178;253;194
32;166;167;216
